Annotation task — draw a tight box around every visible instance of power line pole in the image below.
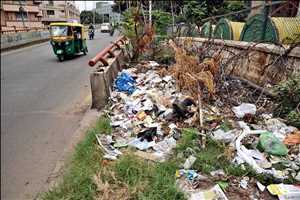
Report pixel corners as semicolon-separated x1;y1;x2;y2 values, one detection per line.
93;2;96;24
149;0;152;25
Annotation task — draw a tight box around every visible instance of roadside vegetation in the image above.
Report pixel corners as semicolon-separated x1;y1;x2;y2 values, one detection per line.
43;1;299;199
41;117;111;200
42;115;296;199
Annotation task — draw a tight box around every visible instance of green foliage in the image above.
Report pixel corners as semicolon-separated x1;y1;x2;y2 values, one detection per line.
80;10;108;24
273;75;300;128
179;0;248;27
183;0;205;26
193;139;226;174
217;181;229;191
114;154;186;200
120;8;139;39
114;154;151;186
141;161;185;200
225;1;248;21
119;7;146;60
152;10;172;36
175;128;199;153
286;111;300;128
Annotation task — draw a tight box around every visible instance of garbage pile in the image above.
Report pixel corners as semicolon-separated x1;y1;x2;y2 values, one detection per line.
98;61;198;162
96;60;300;199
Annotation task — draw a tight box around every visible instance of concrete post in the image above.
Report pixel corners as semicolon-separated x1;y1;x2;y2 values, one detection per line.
90;71;109;109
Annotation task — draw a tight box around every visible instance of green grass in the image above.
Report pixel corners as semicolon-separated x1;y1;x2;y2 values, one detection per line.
41;116;111;200
175;128;199;153
41;116;185;200
174;128;256;178
114;154;186;200
42;115;295;199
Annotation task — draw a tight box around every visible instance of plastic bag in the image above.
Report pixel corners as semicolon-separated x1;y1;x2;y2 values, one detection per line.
257;132;288;156
267;184;300;200
232;103;256;118
115;72;136;94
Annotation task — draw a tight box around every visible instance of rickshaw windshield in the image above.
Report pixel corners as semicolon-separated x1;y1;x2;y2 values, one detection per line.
50;26;70;36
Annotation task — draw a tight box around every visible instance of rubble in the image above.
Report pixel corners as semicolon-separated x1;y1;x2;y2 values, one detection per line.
189;185;228;200
232;103;257;118
183;155;197;169
95;57;299;199
257;131;288;156
240;177;249;189
256;181;266;192
267;184;300;200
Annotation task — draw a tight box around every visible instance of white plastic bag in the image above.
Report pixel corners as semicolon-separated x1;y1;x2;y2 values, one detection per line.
232;103;256;118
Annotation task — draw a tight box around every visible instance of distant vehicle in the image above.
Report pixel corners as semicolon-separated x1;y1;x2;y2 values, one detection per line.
100;23;111;33
49;22;88;61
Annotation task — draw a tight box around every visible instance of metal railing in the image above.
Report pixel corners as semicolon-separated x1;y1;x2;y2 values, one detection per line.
88;36;127;67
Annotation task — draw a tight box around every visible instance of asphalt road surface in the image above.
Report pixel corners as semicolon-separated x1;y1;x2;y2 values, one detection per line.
1;32;118;200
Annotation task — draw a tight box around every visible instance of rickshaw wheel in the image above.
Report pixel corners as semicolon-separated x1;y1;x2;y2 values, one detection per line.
58;55;64;62
83;48;88;55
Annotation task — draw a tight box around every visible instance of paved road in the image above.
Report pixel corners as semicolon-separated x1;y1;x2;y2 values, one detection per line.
1;32;118;200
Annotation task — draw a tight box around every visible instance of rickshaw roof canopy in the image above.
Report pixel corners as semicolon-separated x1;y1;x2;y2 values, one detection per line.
50;22;84;27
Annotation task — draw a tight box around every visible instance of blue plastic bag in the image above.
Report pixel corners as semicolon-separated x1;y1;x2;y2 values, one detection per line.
115;72;136;94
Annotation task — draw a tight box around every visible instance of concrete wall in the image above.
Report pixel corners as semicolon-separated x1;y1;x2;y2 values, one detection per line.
90;43;130;109
1;30;50;50
177;37;300;86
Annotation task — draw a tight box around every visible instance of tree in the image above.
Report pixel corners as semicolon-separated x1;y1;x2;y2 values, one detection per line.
179;0;248;26
80;10;108;24
112;0;128;13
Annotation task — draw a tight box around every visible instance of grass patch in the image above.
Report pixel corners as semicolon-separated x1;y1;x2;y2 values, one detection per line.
41;116;185;200
42;114;293;200
41;116;111;200
113;154;186;200
175;128;199;153
175;129;258;178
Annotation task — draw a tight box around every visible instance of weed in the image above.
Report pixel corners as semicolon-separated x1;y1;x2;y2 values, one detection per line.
175;128;198;153
141;160;185;200
193;139;227;174
113;154;186;200
273;75;300;128
41;117;110;200
114;154;151;187
94;116;112;135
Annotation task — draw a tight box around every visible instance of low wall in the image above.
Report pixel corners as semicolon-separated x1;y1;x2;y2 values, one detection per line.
177;37;300;86
1;30;50;50
90;40;130;109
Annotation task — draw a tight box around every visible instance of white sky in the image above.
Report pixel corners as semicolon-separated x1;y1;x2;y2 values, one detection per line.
75;1;114;12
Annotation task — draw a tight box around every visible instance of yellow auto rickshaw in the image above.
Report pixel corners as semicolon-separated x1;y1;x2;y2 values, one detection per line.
49;22;88;61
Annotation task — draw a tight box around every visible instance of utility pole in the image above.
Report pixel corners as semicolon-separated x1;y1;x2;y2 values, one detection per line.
170;0;175;34
149;0;152;25
93;2;96;25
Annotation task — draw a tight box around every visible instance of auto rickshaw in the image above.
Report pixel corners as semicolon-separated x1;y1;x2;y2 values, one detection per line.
49;22;88;61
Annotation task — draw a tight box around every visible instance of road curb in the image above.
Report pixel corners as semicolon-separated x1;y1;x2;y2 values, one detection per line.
1;38;50;53
35;108;102;199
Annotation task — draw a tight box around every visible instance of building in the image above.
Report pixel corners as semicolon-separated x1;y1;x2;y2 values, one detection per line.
1;0;43;31
95;1;120;24
40;0;80;26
